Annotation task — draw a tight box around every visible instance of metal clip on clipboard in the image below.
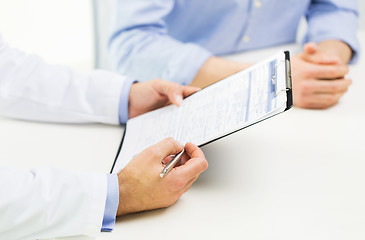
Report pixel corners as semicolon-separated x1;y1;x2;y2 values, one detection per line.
271;59;292;97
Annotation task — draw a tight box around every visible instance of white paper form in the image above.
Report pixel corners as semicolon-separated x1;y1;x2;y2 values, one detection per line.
112;52;288;173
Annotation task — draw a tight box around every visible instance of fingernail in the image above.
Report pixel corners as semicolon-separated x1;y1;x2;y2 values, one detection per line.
175;95;183;106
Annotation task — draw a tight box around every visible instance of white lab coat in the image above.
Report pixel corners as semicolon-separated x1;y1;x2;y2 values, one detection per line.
0;34;127;239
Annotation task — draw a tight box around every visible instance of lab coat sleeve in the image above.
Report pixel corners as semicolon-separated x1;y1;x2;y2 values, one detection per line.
0;35;127;125
0;166;108;240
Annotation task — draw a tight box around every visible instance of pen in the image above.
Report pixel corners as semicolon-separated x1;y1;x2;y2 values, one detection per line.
160;149;185;178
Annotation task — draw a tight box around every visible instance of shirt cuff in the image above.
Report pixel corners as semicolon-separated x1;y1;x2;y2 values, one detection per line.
305;9;360;64
101;174;119;232
118;78;136;124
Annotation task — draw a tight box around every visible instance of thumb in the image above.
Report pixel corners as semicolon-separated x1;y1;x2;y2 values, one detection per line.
152;79;185;106
182;86;201;98
302;43;340;65
153;79;200;107
304;42;319;55
173;143;208;180
169;85;200;107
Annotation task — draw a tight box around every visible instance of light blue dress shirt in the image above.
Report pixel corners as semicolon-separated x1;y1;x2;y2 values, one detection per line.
102;174;119;231
101;78;134;231
109;0;360;85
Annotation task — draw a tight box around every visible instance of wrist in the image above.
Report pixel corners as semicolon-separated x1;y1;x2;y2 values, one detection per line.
116;171;137;216
117;170;133;216
318;40;352;64
116;172;126;216
191;57;250;88
118;79;137;124
128;84;135;120
117;168;155;216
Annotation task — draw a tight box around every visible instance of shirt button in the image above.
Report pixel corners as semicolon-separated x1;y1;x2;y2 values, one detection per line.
254;0;262;8
242;35;250;43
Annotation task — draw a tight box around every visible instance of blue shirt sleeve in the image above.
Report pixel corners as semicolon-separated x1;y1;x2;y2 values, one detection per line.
101;174;119;232
109;0;212;85
305;0;361;63
109;0;360;82
118;78;136;124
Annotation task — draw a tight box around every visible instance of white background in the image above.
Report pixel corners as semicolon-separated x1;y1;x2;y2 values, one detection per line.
0;0;94;71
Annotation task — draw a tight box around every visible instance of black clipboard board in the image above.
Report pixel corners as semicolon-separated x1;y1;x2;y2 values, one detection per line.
111;51;293;173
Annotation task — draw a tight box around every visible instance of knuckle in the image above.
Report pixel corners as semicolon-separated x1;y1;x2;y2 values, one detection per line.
343;65;349;74
331;95;339;104
343;84;350;92
331;84;339;92
318;105;328;110
326;95;338;105
302;102;312;109
328;68;337;77
200;158;208;171
173;178;186;189
152;78;164;86
172;194;182;205
165;137;177;149
307;67;318;77
294;96;310;109
147;148;159;158
166;196;179;207
300;82;312;93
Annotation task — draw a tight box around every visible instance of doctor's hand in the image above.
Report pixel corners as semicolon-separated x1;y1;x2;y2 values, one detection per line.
128;79;200;118
291;42;351;109
116;138;208;216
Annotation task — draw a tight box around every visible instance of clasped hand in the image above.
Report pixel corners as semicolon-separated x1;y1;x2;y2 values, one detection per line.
291;42;351;109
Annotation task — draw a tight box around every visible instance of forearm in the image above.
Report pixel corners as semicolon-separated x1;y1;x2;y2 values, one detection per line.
0;36;125;124
190;56;250;88
318;40;353;64
306;0;359;63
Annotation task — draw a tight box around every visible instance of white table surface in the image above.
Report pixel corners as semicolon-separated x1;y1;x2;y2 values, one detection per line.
1;31;364;240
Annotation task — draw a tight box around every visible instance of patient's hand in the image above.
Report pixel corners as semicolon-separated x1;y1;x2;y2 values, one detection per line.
291;42;351;109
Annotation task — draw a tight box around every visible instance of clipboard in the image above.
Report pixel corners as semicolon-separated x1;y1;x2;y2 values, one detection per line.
111;51;293;174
